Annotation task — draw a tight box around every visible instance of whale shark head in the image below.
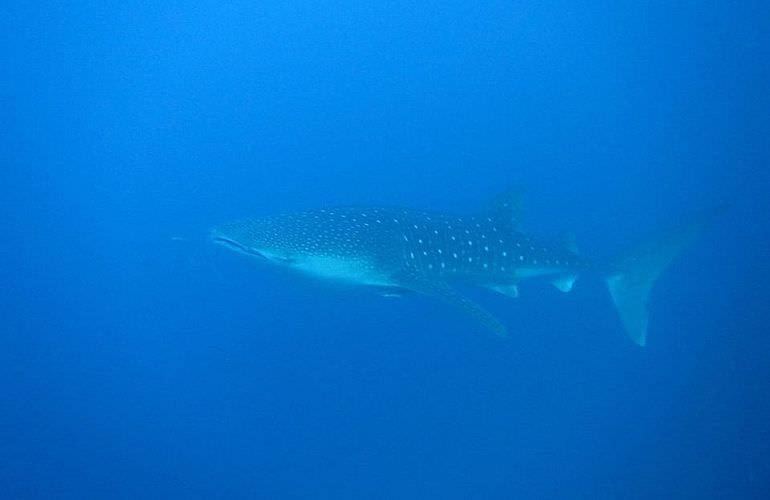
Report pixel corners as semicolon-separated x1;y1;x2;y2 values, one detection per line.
210;211;398;286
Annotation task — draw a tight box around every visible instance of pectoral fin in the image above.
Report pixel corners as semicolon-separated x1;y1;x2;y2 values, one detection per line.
394;271;508;337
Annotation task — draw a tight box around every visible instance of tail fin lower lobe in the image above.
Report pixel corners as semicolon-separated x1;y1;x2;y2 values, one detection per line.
605;205;728;346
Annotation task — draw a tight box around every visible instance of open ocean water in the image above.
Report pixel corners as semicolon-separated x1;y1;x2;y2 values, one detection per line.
1;1;769;498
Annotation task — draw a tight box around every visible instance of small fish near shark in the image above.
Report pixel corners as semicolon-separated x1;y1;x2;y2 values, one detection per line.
211;188;726;346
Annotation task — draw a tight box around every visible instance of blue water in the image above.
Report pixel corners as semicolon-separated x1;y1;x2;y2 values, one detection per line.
2;2;768;498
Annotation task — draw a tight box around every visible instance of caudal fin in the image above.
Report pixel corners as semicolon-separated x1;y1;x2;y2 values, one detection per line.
605;205;728;346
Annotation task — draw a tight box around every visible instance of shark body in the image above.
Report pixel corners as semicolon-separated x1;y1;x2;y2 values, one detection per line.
212;188;723;345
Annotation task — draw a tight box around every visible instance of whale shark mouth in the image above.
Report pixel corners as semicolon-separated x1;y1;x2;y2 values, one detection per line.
211;236;269;260
211;235;296;265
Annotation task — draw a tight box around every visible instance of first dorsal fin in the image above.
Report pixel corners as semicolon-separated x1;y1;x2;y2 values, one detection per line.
485;185;525;229
562;232;579;255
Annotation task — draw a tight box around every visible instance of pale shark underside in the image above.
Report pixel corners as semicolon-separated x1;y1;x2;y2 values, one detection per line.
212;188;724;346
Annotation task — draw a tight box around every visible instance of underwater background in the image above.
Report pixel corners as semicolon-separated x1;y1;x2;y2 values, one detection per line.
1;1;769;498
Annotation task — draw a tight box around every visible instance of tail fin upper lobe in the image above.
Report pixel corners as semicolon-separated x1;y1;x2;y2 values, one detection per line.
605;205;728;346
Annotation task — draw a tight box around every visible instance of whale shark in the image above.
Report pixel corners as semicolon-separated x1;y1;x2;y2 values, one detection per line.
211;188;724;345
